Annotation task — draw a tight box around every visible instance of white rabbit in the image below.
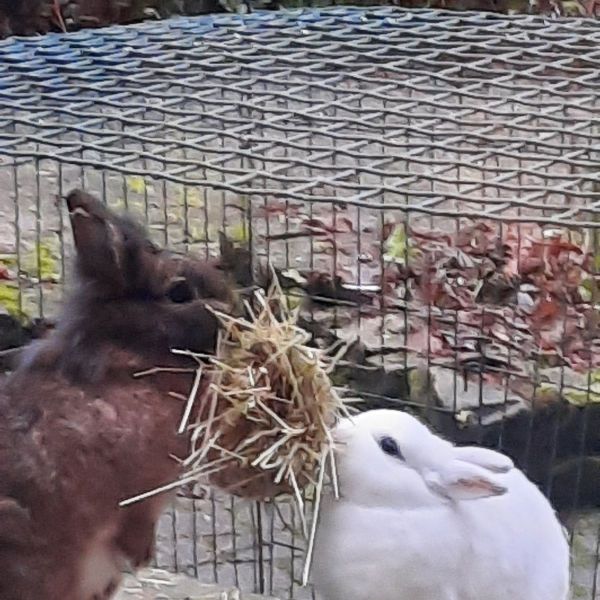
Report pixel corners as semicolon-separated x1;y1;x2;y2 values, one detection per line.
311;409;570;600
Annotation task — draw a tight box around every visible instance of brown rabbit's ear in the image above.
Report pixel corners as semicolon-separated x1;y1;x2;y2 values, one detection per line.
217;231;253;287
65;190;129;292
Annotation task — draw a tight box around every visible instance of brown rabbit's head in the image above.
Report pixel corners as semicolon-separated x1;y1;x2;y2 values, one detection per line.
0;190;237;600
19;189;233;383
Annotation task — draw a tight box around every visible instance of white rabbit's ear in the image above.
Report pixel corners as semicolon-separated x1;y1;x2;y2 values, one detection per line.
453;446;514;474
423;460;508;501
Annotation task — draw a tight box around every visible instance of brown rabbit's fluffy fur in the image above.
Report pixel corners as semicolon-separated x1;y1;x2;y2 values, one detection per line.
0;190;233;600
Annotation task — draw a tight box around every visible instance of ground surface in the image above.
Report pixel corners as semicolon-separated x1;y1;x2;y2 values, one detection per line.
116;568;279;600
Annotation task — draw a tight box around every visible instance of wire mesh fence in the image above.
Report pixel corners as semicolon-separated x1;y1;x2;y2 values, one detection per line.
1;6;600;599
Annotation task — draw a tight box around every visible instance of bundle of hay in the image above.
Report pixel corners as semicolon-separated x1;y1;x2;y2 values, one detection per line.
121;278;347;582
179;280;348;508
119;281;347;510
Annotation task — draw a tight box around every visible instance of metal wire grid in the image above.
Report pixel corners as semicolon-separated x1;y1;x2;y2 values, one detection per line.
0;7;599;314
0;6;599;598
0;8;599;223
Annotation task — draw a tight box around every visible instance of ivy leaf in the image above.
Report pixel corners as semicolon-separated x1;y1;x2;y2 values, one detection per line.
560;370;600;406
228;222;249;244
562;0;585;14
533;382;562;405
283;287;306;311
384;224;421;265
0;254;17;268
563;385;600;406
383;224;407;264
22;240;60;282
0;283;21;319
126;176;149;195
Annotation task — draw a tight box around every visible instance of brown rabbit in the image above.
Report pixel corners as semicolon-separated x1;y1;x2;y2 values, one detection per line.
0;190;233;600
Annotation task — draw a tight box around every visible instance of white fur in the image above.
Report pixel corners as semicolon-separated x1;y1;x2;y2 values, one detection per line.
312;409;570;600
78;525;124;600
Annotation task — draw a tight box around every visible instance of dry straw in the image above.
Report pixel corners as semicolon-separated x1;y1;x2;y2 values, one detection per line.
122;275;349;582
185;277;347;501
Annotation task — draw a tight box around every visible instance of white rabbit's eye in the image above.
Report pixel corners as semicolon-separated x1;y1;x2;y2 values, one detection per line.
378;436;403;459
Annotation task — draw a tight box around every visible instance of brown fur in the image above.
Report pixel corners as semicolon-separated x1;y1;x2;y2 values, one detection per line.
0;190;233;600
